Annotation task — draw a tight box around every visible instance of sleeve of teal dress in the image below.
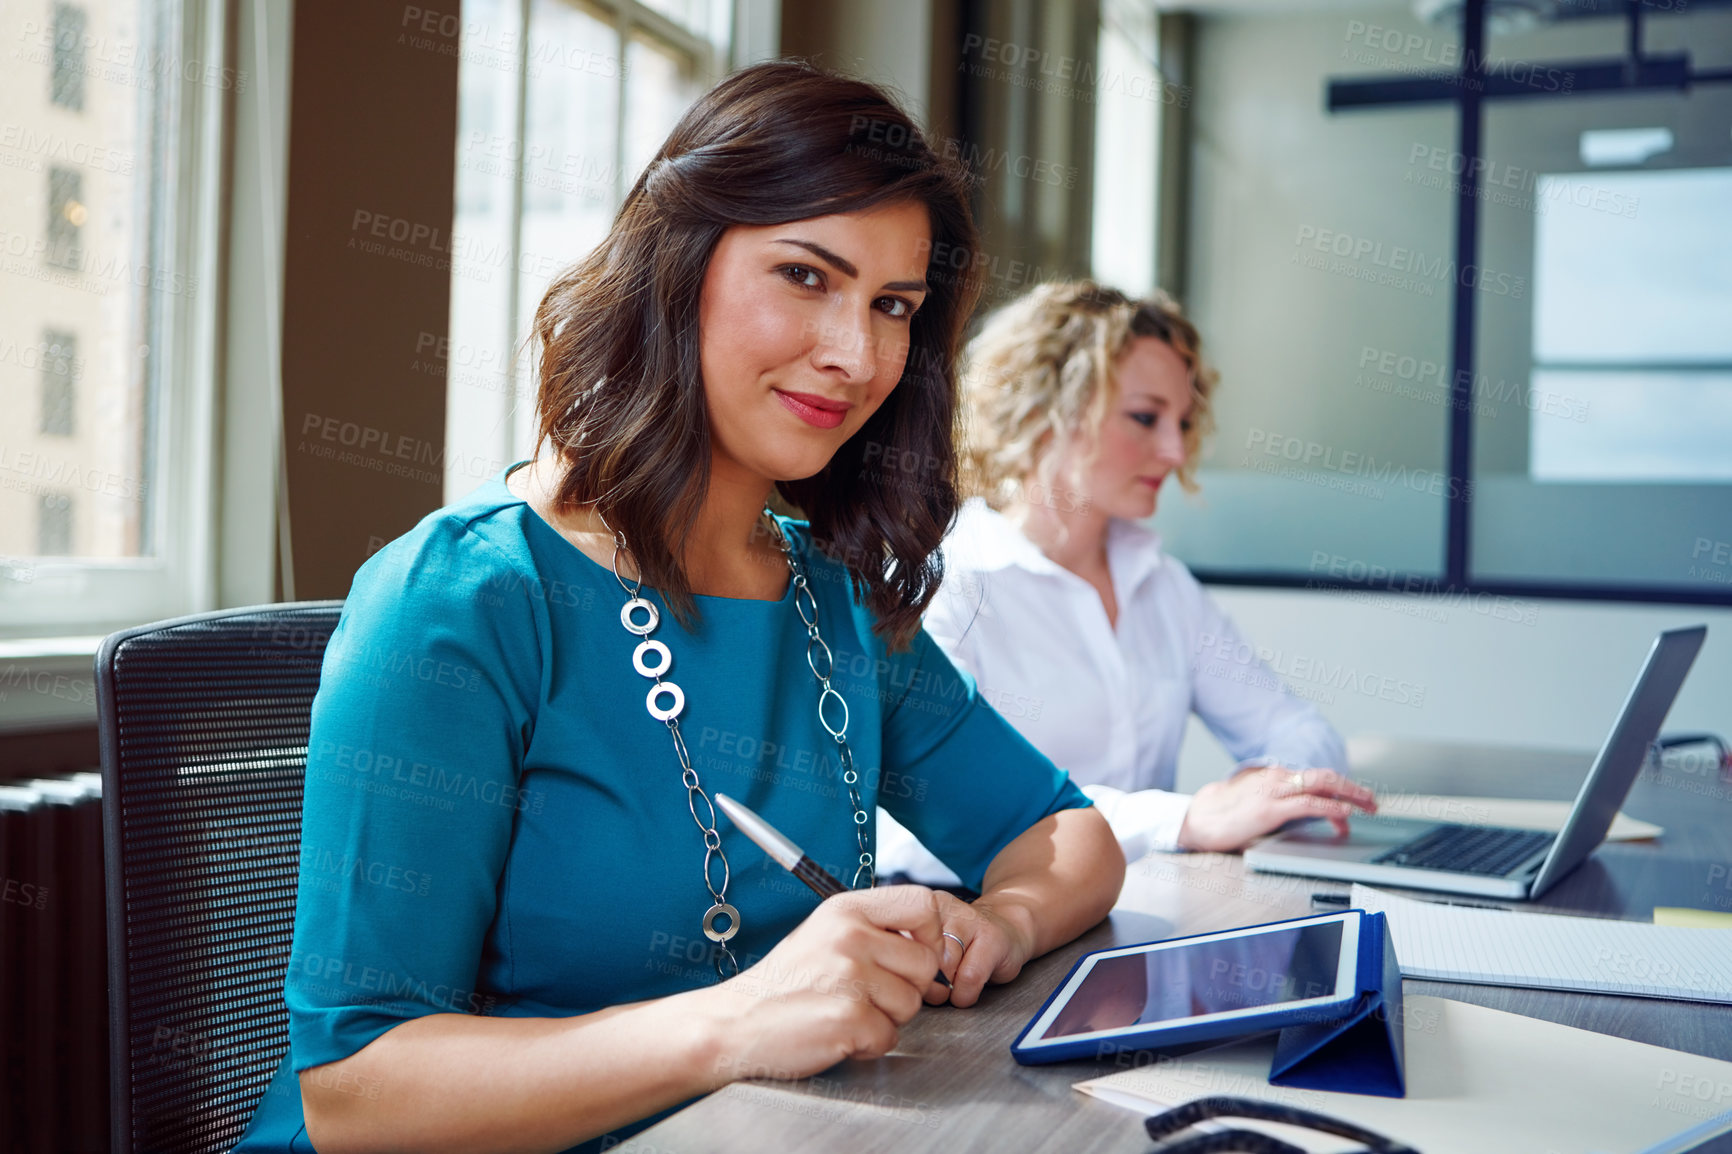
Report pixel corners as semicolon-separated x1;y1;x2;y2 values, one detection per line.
874;624;1091;893
285;511;546;1072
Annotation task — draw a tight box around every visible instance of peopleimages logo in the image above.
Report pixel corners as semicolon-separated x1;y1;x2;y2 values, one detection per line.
1353;346;1588;423
1194;632;1427;709
1404;145;1641;219
300;846;432;897
957;33;1191;108
0;444;150;502
298;953;496;1015
1294;226;1525;298
0;226;198;298
0;124;134;174
1243;428;1474;502
1339;20;1575;94
1307;552;1540;627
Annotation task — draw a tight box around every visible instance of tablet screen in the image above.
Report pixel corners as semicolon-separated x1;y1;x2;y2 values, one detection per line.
1037;919;1346;1040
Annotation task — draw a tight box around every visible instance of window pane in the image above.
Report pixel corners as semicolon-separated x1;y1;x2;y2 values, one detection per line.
447;0;719;504
523;0;619;221
635;0;720;42
446;0;528;504
1532;168;1732;366
1529;370;1732;483
39;492;74;556
47;164;85;269
1469;5;1732;593
1090;0;1159;297
1151;9;1454;581
51;3;86;111
1525;168;1732;484
40;327;77;436
514;0;620;469
624;33;699;186
1;0;160;562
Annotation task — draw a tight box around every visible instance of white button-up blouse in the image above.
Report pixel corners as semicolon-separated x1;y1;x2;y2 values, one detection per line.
877;498;1348;883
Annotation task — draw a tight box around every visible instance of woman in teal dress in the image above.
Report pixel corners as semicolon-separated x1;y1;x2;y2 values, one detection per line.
233;60;1123;1154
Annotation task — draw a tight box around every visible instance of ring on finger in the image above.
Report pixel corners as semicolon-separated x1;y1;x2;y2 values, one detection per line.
1288;770;1305;791
942;931;965;955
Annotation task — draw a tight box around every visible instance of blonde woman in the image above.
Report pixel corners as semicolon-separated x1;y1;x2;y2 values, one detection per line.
877;281;1375;885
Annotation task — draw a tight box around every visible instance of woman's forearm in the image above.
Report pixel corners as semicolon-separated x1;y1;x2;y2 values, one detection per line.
975;805;1124;960
301;810;1123;1154
301;986;730;1154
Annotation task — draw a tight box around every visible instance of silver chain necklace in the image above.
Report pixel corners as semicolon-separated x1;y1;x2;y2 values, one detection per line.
602;507;875;978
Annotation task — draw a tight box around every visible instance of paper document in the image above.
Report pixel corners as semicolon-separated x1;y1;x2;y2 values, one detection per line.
1352;884;1732;1003
1373;793;1662;841
1074;994;1732;1154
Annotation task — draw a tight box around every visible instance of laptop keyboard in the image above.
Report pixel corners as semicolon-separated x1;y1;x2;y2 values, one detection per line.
1370;824;1554;876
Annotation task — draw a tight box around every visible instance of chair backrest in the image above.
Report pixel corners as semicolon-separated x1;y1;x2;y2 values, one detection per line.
97;602;343;1154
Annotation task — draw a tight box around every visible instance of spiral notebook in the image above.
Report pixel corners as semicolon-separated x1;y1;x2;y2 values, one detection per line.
1351;884;1732;1003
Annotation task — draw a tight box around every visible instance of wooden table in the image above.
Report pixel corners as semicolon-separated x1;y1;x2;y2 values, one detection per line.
626;738;1732;1153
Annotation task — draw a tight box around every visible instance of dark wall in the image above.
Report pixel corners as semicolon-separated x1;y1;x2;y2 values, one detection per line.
0;725;98;782
281;0;460;599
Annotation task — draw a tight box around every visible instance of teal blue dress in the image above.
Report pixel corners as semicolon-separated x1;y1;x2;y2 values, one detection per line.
232;469;1091;1153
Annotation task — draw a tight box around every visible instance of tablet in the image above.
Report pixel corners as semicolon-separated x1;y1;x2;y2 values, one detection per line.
1011;911;1364;1064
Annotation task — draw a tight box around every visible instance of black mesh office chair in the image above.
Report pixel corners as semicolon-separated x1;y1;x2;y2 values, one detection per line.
97;602;343;1154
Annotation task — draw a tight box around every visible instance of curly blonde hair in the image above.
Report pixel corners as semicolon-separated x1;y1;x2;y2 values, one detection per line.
961;280;1218;510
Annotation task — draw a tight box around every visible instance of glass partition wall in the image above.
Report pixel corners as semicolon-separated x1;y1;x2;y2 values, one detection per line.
1153;0;1732;607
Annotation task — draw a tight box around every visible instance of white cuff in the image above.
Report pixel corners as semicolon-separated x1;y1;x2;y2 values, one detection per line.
1079;784;1194;860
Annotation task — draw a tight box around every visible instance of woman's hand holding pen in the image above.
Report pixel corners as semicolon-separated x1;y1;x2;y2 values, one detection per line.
1176;765;1377;852
694;886;946;1083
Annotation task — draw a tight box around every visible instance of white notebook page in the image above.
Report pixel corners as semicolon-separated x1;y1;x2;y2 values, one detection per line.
1352;884;1732;1003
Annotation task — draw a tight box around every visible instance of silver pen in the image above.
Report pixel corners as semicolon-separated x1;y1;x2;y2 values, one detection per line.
715;793;952;989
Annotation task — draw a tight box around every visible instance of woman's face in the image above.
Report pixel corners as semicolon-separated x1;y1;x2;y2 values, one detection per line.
1042;335;1193;522
697;200;932;485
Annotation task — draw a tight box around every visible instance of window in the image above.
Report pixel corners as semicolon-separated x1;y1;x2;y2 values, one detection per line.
46;165;85;270
0;0;229;637
1525;167;1732;483
40;328;77;436
51;3;87;111
1470;28;1732;596
1148;8;1455;581
1090;0;1161;297
1150;3;1732;605
39;493;74;556
444;0;729;504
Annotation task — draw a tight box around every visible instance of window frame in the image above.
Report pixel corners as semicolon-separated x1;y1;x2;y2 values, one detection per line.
1171;0;1732;610
0;0;229;641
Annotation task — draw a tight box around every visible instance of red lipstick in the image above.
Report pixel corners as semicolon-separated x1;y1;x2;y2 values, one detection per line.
774;390;852;430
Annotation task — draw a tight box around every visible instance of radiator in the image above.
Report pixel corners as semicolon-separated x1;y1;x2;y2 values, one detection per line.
0;771;107;1154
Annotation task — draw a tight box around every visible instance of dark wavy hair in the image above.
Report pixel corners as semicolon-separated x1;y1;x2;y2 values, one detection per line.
530;60;981;651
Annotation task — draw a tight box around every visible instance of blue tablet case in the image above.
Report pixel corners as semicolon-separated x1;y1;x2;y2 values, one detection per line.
1011;910;1407;1099
1268;911;1406;1097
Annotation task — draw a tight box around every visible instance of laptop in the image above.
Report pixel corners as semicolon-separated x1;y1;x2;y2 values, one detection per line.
1244;625;1707;900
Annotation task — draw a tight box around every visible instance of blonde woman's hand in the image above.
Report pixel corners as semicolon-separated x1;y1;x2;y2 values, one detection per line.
1176;766;1376;853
